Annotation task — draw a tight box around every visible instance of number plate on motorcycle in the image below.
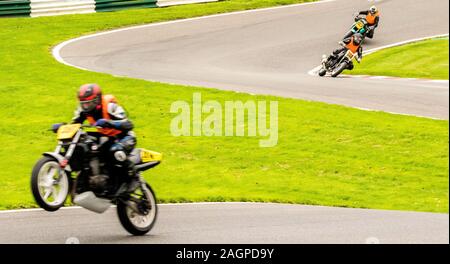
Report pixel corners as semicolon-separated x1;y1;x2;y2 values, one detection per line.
356;21;364;29
140;149;163;162
57;124;81;140
346;50;355;60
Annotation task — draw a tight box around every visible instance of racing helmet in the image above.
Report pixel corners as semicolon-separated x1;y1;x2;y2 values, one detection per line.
77;84;102;113
369;5;378;14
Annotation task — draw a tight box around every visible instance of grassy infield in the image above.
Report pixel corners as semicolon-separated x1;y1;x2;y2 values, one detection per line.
0;0;448;212
350;38;449;79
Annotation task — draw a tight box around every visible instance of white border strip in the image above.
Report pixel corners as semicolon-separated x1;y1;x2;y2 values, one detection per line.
0;206;83;214
3;202;447;215
308;33;450;77
52;0;336;68
0;202;292;214
350;106;446;121
30;0;96;18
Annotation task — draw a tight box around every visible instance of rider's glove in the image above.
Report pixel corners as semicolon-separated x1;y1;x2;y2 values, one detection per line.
51;123;65;133
95;119;111;128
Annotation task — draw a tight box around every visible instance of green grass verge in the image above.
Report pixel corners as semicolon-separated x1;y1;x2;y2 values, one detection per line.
0;0;448;212
348;38;449;79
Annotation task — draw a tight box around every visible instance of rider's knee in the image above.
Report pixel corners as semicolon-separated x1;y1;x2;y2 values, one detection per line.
120;135;137;153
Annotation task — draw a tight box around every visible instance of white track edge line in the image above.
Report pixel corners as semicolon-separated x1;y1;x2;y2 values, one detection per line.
53;0;336;69
350;106;446;121
0;202;309;214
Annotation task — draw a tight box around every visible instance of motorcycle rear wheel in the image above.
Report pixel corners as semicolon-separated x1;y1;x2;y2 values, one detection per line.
31;156;69;212
117;182;158;236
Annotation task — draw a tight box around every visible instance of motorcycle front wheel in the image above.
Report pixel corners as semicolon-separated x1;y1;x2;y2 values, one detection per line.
318;68;327;77
331;62;348;77
117;182;158;236
31;156;69;211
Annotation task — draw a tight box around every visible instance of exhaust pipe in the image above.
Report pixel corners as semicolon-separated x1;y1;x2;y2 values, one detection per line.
74;191;111;214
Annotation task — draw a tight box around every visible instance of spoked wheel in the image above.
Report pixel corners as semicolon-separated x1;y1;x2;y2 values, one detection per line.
117;182;158;236
31;156;69;211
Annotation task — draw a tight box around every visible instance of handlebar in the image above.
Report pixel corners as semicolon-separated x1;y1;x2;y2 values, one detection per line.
81;124;102;129
50;123;101;133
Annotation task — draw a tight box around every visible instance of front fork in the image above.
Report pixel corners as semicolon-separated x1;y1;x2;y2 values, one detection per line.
125;173;152;214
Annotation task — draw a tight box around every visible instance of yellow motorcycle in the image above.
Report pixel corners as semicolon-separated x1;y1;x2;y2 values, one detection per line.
31;124;161;235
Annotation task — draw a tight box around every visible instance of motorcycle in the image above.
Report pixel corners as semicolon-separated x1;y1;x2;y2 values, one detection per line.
31;123;161;235
318;42;361;77
343;14;370;39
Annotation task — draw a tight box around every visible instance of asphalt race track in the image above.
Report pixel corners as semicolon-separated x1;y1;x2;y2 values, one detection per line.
0;203;448;244
5;0;446;244
57;0;449;119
